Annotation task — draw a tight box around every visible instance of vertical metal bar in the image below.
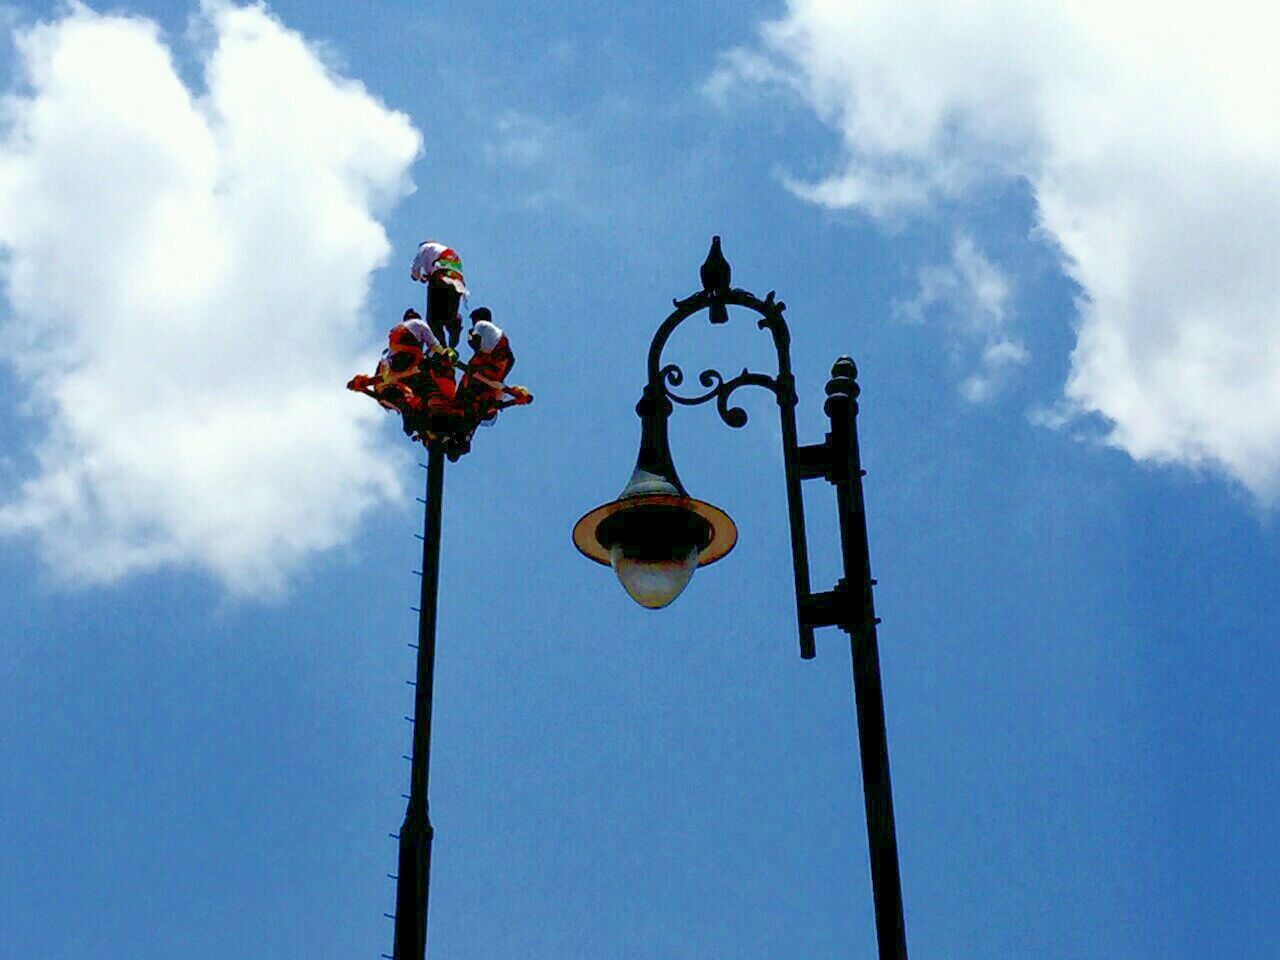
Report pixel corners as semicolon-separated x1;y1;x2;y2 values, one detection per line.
767;301;817;660
393;446;446;960
778;390;817;660
825;357;908;960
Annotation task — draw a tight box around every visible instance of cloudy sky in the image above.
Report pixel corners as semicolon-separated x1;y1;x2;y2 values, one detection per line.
2;1;1278;957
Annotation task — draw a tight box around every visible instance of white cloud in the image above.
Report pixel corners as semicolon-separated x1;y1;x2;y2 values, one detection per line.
713;0;1280;498
0;2;422;594
894;235;1026;403
483;111;552;168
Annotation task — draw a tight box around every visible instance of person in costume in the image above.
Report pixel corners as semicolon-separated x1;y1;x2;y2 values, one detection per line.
411;241;467;348
398;310;458;411
347;309;458;425
347;310;426;411
457;307;532;426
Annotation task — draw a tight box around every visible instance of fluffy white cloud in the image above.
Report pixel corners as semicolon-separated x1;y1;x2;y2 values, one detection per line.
0;2;422;594
714;0;1280;497
894;235;1025;403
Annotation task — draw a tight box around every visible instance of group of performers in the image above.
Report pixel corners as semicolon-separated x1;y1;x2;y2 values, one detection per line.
347;241;532;458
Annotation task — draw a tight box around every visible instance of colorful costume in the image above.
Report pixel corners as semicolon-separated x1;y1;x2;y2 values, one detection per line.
348;244;532;459
347;310;456;415
411;242;467;294
411;241;467;348
458;313;528;425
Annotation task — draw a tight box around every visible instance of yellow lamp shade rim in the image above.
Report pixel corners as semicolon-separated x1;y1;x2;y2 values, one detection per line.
572;493;738;568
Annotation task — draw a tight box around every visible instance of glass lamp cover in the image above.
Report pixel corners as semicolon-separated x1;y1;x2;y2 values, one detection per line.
609;542;700;609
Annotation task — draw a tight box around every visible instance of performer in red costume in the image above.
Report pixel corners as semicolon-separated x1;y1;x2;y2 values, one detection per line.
458;308;531;426
347;310;433;410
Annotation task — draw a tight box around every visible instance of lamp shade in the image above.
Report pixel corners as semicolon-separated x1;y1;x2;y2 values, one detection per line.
573;467;737;609
574;384;737;607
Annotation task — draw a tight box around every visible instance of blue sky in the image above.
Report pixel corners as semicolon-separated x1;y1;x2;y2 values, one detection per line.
2;2;1279;957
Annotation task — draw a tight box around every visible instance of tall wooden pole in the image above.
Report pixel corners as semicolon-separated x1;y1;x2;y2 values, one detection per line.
393;446;446;960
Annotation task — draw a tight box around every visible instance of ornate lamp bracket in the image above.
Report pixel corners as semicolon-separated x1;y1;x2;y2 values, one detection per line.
647;287;797;430
639;254;828;658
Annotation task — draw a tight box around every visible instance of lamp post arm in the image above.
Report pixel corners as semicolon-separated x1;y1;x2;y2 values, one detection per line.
643;287;818;658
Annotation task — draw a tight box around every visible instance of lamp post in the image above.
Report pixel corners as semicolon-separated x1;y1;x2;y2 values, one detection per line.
573;238;909;959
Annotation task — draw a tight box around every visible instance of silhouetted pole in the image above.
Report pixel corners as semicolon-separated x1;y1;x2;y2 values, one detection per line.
393;446;445;960
572;240;910;958
826;358;907;960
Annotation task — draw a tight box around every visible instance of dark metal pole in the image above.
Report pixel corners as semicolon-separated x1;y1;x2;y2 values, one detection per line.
825;357;908;960
773;363;819;661
393;446;446;960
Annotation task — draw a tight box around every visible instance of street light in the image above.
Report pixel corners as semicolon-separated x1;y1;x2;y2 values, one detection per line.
573;383;737;608
573;237;910;960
